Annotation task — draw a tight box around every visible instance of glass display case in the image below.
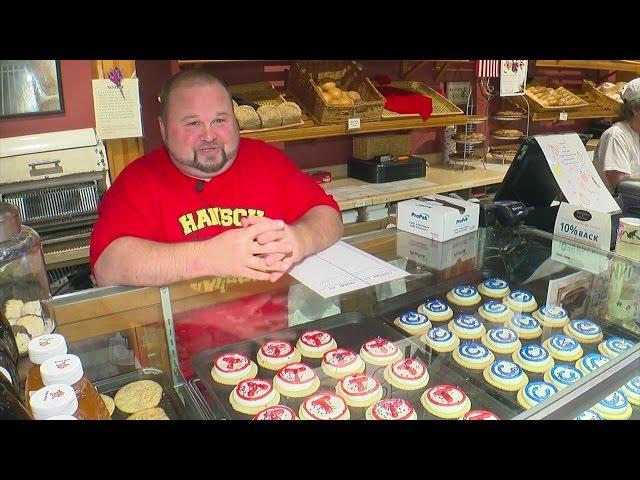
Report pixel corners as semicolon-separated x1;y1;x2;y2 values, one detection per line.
42;225;640;420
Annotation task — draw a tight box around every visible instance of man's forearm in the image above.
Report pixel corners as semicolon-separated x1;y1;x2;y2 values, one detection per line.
94;236;212;287
292;205;344;257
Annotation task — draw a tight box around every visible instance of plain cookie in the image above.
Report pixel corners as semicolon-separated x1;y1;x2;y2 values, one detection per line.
114;380;163;414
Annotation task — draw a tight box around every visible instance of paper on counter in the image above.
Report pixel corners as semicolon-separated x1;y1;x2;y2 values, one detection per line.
289;241;410;298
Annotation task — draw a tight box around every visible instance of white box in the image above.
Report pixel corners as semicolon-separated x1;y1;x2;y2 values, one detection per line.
396;230;478;272
397;194;479;242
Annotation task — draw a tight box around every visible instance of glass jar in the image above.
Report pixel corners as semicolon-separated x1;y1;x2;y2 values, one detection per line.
0;202;54;356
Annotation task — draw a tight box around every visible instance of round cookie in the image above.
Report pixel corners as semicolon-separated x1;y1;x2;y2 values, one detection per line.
477;300;514;323
513;343;554;373
446;285;482;307
296;330;337;359
417;299;453;322
299;392;350;420
211;352;258;385
477;277;510;298
335;373;383;408
575;409;602;420
483;359;529;392
592;391;633;420
563;319;603;344
394;310;432;334
383;357;430;391
365;398;417;420
533;305;570;328
448;314;486;340
508;313;542;340
517;381;558;409
543;334;583;362
503;290;538;313
127;407;170;420
598;336;636;358
229;378;281;415
575;352;610;375
114;380;163;414
421;326;460;353
460;410;500;420
421;384;471;419
321;348;365;379
452;341;495;370
621;376;640;406
100;394;115;417
273;362;320;398
256;340;301;370
360;337;403;366
544;364;584;390
481;327;521;354
253;405;297;420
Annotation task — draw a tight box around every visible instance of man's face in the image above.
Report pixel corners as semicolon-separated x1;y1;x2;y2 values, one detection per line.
159;82;240;178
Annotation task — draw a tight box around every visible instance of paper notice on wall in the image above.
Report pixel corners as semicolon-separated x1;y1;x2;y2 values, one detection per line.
535;133;620;214
500;60;528;96
92;78;143;140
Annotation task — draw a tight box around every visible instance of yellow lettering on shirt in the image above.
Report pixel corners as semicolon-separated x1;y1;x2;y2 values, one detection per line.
178;207;265;236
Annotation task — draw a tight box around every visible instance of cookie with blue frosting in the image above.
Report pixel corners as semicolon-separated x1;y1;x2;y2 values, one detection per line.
533;305;570;328
393;310;432;335
508;313;542;340
503;289;538;313
544;364;584;390
563;319;603;344
512;343;554;373
417;299;453;322
478;300;514;323
483;359;529;392
448;314;486;340
481;327;521;354
592;390;633;420
598;336;636;358
621;376;640;406
452;341;495;370
446;285;482;307
575;352;610;375
543;334;583;361
517;381;558;409
575;409;602;420
477;277;510;298
420;326;460;353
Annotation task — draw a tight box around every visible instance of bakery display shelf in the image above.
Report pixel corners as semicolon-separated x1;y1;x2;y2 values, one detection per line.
507;94;617;122
492;115;526;122
93;368;199;420
535;60;640;73
240;114;471;143
190;311;517;420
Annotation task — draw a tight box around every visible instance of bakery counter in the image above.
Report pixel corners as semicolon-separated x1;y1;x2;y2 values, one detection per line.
44;226;640;420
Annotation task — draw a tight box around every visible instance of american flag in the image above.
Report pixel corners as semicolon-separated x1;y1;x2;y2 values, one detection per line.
475;60;500;78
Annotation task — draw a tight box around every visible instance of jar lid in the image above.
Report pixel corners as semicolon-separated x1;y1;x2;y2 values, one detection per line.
46;415;77;420
30;384;78;420
0;202;21;242
40;353;84;386
28;334;68;365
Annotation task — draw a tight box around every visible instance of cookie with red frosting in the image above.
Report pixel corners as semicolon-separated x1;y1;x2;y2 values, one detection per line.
298;392;350;420
210;352;258;385
359;337;403;366
296;330;337;359
273;362;320;398
256;341;301;370
335;372;383;408
421;384;471;419
321;348;365;379
365;398;417;420
459;409;500;420
253;405;297;420
229;378;280;415
383;357;429;391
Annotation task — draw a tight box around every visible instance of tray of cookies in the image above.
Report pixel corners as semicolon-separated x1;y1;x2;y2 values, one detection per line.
190;309;521;420
524;84;588;111
94;368;195;420
373;271;640;420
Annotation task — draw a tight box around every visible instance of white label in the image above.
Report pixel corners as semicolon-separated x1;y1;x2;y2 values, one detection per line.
354;199;367;207
559;112;568;121
446;81;472;105
553;202;611;251
347;118;361;131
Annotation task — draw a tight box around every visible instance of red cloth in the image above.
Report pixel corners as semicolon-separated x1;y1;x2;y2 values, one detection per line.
376;85;433;120
89;138;340;269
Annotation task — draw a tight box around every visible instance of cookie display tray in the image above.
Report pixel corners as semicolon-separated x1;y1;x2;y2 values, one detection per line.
190;310;516;420
94;368;193;420
374;284;640;420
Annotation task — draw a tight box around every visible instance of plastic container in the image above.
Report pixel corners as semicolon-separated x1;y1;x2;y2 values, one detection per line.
29;383;79;420
24;334;68;409
0;371;32;420
0;310;18;365
40;353;111;420
0;202;54;356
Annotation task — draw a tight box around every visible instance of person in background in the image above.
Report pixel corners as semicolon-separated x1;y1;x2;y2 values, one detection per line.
90;70;343;287
593;77;640;193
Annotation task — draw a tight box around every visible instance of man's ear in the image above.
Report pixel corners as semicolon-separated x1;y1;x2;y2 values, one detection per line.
159;116;166;143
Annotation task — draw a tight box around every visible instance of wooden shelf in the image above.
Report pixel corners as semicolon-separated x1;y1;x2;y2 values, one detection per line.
535;60;640;73
241;114;472;143
508;93;618;122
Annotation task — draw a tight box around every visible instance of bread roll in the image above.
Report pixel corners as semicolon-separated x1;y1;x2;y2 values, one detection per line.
256;104;282;128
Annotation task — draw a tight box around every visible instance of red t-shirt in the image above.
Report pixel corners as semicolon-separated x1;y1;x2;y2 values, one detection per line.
90;138;340;270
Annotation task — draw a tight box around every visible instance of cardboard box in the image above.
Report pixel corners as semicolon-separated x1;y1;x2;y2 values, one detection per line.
396;230;478;278
397;194;479;242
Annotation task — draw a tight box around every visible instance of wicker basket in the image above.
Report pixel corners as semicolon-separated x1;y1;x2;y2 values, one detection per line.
353;133;411;160
287;61;385;125
385;81;464;117
524;80;588;112
582;80;622;114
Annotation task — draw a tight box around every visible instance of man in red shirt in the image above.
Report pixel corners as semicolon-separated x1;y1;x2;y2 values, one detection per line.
91;70;343;286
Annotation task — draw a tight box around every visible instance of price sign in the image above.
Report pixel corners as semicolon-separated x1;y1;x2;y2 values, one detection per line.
559;112;568;121
348;118;361;131
553;202;611;251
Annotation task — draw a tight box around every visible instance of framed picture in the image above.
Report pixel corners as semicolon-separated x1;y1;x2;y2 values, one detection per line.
0;60;64;118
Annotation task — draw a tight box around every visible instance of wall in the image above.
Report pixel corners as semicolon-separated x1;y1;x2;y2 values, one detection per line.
0;60;95;138
136;60;173;154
